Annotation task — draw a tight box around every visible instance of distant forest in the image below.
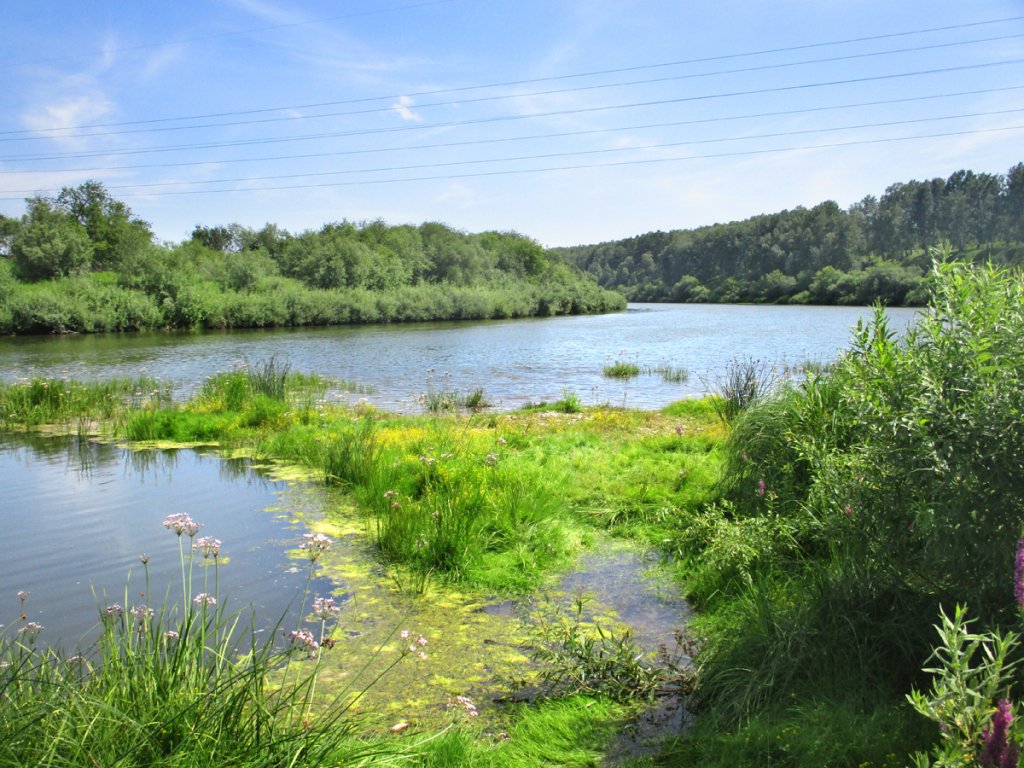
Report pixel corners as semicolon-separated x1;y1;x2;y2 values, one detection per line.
0;183;623;334
553;162;1024;306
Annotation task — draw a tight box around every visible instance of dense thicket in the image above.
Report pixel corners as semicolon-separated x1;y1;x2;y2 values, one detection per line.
674;259;1024;764
554;162;1024;305
0;184;623;334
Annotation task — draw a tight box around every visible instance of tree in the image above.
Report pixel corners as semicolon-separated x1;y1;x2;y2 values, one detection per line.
10;198;93;280
53;181;152;270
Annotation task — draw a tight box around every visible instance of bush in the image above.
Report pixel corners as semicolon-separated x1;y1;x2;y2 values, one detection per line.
687;258;1024;750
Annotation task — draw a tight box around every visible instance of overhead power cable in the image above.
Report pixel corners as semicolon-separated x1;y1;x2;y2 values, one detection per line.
2;14;1022;132
4;124;1022;202
4;35;1022;142
0;0;462;70
1;104;1018;178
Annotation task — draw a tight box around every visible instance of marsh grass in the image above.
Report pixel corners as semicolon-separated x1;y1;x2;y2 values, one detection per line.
0;376;171;430
0;515;406;767
602;361;641;379
519;593;690;703
419;386;492;413
602;361;688;384
706;357;778;423
649;363;689;383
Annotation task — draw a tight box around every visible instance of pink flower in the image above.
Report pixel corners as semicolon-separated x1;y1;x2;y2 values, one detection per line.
300;533;333;560
311;596;340;619
981;699;1020;768
757;480;766;496
1015;540;1024;610
194;536;222;559
18;621;43;638
193;593;216;607
286;629;319;659
163;513;202;538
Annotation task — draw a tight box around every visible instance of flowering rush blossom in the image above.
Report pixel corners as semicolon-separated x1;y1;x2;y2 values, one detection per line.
300;532;333;560
981;699;1021;768
448;695;479;718
286;629;319;659
130;604;154;621
312;596;341;620
163;513;202;538
18;621;43;638
194;536;222;559
193;593;217;607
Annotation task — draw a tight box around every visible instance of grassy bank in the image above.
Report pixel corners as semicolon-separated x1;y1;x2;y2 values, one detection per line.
0;364;723;766
3;258;1022;765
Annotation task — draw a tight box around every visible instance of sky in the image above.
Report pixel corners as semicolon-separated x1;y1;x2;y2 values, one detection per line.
0;0;1022;247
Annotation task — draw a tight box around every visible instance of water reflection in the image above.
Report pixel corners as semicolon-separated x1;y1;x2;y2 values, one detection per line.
0;435;335;647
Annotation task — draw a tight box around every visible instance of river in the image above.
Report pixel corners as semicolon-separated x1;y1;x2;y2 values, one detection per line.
0;303;918;411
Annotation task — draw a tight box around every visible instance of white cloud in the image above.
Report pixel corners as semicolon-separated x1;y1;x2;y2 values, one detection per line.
392;95;423;123
20;94;115;147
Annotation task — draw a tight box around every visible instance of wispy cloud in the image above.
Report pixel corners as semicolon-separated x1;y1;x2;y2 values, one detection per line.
21;93;115;147
139;43;185;82
392;95;424;122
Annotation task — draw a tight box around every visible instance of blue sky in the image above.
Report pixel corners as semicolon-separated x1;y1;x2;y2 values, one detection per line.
1;1;1022;246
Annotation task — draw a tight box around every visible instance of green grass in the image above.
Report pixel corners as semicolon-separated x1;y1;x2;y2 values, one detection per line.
0;516;408;767
0;376;172;430
603;360;641;379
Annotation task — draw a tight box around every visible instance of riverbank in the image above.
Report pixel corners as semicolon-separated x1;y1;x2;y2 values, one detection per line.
0;372;721;766
3;259;1020;767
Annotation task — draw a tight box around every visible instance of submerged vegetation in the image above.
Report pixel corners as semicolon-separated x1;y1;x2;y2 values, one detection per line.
2;257;1023;765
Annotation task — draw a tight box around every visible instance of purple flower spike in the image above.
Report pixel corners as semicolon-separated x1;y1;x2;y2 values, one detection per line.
1014;539;1024;610
981;699;1020;768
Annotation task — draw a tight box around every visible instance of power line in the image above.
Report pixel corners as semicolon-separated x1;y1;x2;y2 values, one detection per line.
3;15;1022;133
3;61;1021;166
5;34;1022;142
2;102;1019;177
4;124;1022;202
0;0;462;71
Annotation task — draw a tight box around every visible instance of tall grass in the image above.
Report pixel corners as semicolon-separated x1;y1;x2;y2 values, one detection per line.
0;376;172;430
0;513;411;767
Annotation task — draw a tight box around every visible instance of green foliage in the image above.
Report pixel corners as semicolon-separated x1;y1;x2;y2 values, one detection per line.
907;605;1020;767
558;163;1024;306
0;198;623;334
519;594;686;703
10;198;94;281
677;258;1024;764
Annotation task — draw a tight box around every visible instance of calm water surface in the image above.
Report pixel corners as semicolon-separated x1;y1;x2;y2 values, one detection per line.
0;303;918;411
0;435;336;646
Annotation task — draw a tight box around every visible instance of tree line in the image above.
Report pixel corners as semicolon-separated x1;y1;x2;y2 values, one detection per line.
552;162;1024;306
0;182;624;334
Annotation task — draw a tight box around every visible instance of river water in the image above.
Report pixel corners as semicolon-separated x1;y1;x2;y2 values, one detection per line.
0;435;337;647
0;303;917;730
0;303;918;411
